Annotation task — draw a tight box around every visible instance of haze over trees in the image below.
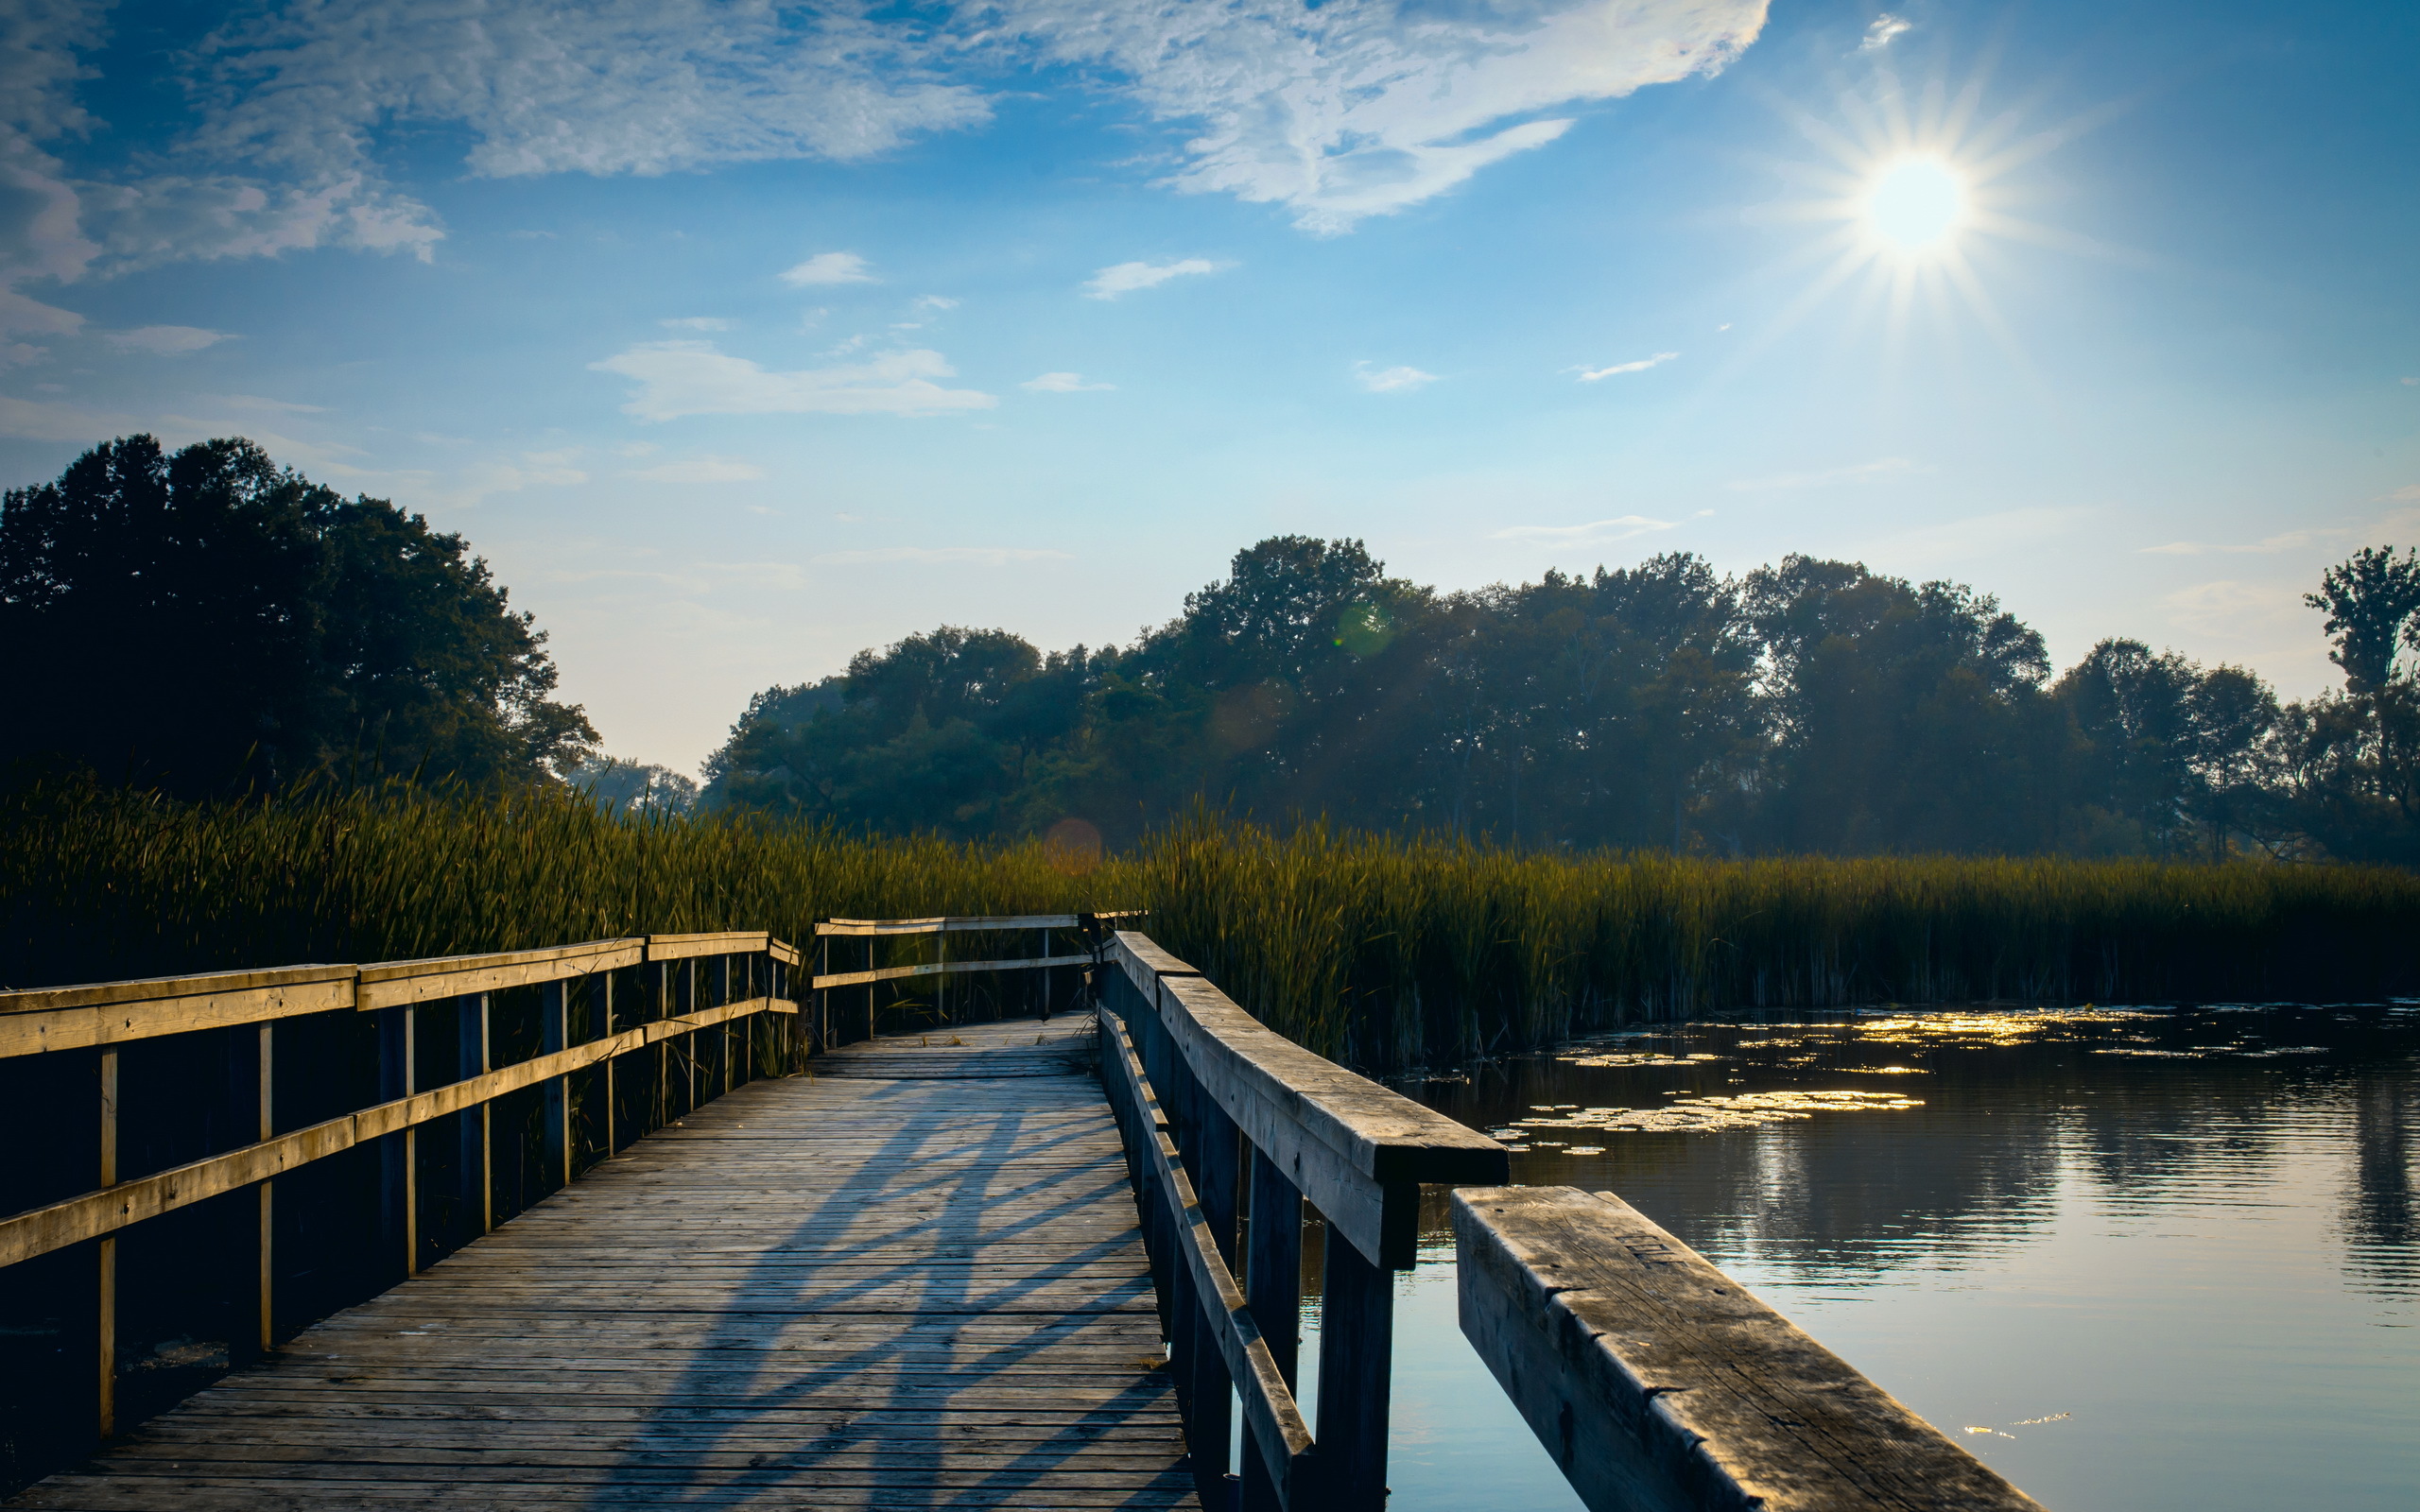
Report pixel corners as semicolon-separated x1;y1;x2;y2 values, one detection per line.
706;538;2420;864
4;436;2412;862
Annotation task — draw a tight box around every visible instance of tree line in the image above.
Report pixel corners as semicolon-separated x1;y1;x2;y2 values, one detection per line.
704;538;2420;863
4;436;2411;862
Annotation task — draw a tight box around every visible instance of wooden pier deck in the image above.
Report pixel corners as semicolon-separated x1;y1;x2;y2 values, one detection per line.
12;1014;1198;1510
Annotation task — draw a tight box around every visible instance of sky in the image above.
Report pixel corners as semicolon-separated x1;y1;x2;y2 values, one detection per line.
2;0;2414;775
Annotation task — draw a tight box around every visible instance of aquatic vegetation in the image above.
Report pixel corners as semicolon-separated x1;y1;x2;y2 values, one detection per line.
1510;1088;1925;1134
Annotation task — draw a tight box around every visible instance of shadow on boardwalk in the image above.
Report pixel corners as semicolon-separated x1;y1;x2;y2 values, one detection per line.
12;1017;1197;1510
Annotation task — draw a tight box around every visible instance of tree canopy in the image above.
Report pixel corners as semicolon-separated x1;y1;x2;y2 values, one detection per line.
1;435;596;794
702;536;2418;863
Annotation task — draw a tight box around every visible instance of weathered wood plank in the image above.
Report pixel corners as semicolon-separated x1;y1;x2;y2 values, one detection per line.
645;932;771;962
1109;933;1505;1266
11;1014;1193;1512
1452;1186;2044;1512
0;997;782;1266
357;940;643;1009
0;971;355;1057
816;916;1082;936
811;953;1095;989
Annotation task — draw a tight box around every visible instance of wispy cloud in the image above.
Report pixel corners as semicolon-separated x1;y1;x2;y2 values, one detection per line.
1023;371;1114;392
811;545;1075;565
1357;362;1438;393
780;251;876;286
2140;529;2336;556
1575;352;1678;381
0;395;140;442
1860;13;1912;51
1084;259;1221;300
631;455;767;483
104;325;230;355
660;317;731;331
591;341;995;420
1728;456;1923;490
2161;579;2308;638
215;394;328;413
913;295;959;311
1492;514;1677;544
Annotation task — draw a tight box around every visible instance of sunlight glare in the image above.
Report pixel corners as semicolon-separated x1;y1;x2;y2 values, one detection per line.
1867;159;1963;250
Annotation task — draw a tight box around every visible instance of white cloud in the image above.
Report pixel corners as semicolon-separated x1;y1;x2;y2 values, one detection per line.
811;546;1076;565
1492;515;1676;544
1084;259;1222;299
631;455;767;483
1860;13;1912;51
2403;376;2418;387
592;341;996;420
781;252;876;286
1727;456;1923;490
2139;529;2335;556
104;325;231;354
1356;362;1438;393
913;295;959;311
660;317;731;331
2162;579;2308;638
2386;484;2420;501
0;393;137;442
1002;0;1767;231
1576;352;1678;381
1023;371;1115;392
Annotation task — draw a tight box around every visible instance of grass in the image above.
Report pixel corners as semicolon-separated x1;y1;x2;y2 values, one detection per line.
5;780;2413;1068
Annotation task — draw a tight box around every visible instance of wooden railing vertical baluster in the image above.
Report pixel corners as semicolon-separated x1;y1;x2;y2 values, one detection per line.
95;1045;117;1440
1190;1087;1242;1499
1240;1150;1303;1512
255;1021;275;1353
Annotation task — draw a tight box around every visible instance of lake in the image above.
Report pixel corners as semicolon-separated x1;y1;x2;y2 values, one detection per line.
1288;1000;2419;1511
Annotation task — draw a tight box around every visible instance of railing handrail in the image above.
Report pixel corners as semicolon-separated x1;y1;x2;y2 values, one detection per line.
816;911;1145;936
1107;929;1506;1267
0;934;806;1057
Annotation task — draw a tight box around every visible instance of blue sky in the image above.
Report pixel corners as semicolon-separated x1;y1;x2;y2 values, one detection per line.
3;0;2414;773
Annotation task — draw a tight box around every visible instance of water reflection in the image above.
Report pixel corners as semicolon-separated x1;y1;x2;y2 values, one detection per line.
1375;1002;2420;1512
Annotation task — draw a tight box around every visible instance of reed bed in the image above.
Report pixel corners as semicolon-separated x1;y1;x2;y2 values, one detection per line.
4;781;2411;1069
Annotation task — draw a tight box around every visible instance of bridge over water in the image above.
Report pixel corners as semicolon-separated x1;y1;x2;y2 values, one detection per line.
0;918;2045;1511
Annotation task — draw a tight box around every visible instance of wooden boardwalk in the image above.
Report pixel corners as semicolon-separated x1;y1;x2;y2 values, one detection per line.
13;1014;1198;1510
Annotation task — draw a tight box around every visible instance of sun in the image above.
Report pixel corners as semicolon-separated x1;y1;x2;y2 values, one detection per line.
1865;157;1964;253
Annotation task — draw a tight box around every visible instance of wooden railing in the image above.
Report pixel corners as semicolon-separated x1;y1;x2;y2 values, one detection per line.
0;930;824;1492
1097;931;2048;1512
809;910;1141;1040
1096;931;1510;1509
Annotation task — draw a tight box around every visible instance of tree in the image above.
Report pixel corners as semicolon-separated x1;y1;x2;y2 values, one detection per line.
0;435;596;793
2305;545;2420;693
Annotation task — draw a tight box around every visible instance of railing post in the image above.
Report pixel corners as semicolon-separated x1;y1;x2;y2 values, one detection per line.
95;1045;118;1440
1315;1221;1397;1511
1188;1091;1241;1502
255;1021;275;1353
602;970;618;1157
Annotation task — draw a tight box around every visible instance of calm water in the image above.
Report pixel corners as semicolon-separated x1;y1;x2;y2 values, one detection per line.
1293;1001;2420;1512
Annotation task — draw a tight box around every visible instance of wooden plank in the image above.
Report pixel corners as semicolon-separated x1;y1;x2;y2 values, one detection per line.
357;941;643;1009
1110;935;1504;1267
645;933;769;962
815;915;1082;936
0;970;355;1058
17;1014;1195;1511
0;998;782;1267
810;953;1095;990
1452;1187;2045;1512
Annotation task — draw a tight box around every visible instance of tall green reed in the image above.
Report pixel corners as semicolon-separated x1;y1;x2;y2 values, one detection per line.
5;781;2411;1069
